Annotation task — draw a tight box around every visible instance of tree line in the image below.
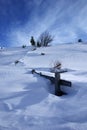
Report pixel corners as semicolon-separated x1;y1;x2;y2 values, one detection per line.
30;31;54;47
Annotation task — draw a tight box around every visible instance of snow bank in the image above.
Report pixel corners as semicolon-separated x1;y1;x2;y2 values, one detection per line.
0;44;87;130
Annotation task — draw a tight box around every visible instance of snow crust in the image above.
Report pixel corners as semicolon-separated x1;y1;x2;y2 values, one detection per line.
0;44;87;130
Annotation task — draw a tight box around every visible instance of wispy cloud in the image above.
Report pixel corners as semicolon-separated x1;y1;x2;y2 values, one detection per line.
49;0;87;43
5;0;87;46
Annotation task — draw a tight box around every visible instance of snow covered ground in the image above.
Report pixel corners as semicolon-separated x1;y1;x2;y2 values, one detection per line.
0;43;87;130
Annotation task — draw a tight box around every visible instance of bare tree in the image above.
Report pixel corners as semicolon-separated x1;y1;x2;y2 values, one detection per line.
38;31;54;46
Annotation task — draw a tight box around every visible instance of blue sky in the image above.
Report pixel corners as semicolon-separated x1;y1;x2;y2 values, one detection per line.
0;0;87;47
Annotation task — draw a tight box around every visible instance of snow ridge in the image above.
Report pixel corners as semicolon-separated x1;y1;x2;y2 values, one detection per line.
0;44;87;130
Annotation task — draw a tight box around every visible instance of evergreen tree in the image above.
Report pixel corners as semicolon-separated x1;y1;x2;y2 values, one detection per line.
30;36;36;46
78;39;82;42
37;41;41;47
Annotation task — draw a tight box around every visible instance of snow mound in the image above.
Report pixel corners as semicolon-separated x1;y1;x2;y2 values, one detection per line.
0;44;87;130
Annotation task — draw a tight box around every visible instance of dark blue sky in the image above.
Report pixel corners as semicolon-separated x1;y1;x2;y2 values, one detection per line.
0;0;87;47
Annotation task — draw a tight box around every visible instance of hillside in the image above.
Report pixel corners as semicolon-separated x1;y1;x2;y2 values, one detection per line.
0;44;87;130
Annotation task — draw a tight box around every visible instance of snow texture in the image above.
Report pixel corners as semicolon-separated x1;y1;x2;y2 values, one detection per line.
0;44;87;130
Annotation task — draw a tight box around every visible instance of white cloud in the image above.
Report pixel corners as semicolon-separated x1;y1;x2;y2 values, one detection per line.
8;0;87;46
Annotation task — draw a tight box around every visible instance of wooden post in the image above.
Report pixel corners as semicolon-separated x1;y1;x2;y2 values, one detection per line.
31;69;71;96
55;72;61;96
55;71;67;96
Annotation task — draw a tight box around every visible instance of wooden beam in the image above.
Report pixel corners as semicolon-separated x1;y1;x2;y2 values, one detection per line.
60;79;72;87
31;69;72;96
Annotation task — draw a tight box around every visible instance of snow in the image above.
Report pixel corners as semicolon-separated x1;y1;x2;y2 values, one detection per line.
0;44;87;130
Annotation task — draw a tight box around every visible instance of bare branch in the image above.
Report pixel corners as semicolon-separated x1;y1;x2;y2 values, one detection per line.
38;31;54;46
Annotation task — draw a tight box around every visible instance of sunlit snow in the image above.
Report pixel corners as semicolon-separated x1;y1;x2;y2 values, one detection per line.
0;43;87;130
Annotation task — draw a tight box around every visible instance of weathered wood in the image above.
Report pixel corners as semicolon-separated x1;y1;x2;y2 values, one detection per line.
54;72;67;96
51;68;68;73
31;69;55;83
31;69;72;96
60;79;72;87
40;73;55;83
55;72;61;95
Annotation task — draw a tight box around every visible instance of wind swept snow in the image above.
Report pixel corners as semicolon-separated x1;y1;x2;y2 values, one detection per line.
0;44;87;130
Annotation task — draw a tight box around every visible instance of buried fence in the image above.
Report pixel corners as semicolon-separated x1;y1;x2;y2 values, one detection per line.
31;69;72;96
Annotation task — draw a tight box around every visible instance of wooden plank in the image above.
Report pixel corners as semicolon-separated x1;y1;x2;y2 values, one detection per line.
60;79;72;87
31;69;72;96
51;68;68;73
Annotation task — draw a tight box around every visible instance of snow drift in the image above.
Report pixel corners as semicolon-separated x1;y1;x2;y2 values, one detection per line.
0;43;87;130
